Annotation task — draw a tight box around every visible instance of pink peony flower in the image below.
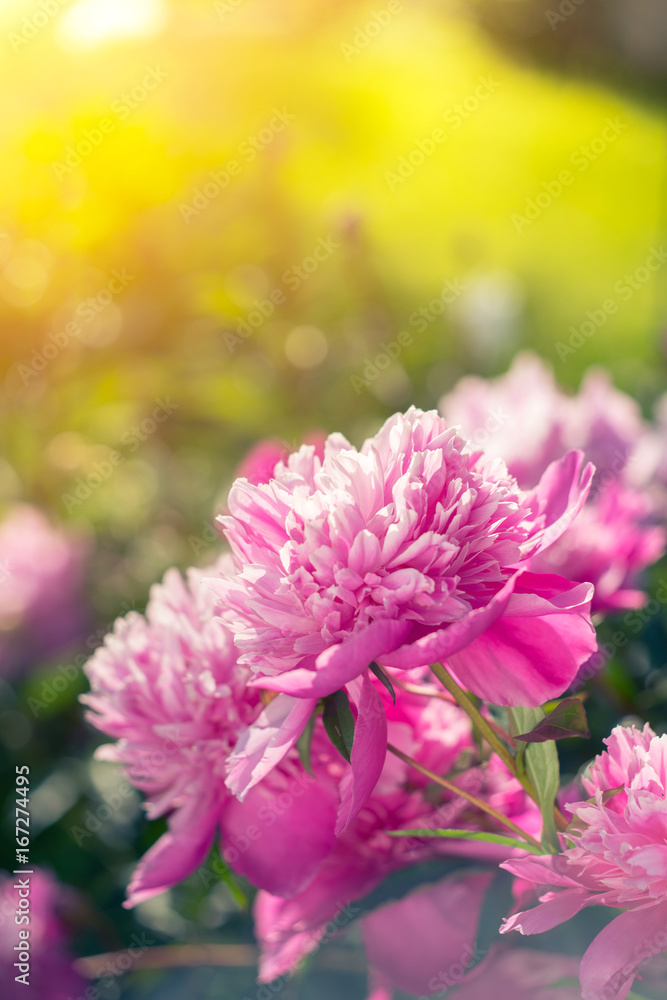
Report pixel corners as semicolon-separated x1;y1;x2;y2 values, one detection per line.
440;354;666;615
212;406;595;810
501;723;667;1000
82;559;339;906
0;868;86;1000
362;877;582;1000
253;682;542;982
0;505;87;673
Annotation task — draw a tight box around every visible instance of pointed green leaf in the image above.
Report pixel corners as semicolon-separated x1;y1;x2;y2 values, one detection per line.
386;828;543;854
322;689;355;763
369;661;396;704
514;697;590;743
508;706;560;851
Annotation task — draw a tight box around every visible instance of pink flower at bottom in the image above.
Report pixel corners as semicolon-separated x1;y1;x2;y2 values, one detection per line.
362;877;582;1000
501;723;667;1000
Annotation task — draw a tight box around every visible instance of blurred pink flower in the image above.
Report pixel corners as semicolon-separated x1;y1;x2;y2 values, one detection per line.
253;681;541;982
362;877;581;1000
235;432;326;486
440;354;666;616
83;559;339;906
0;868;85;1000
212;406;595;811
0;505;86;673
501;723;667;1000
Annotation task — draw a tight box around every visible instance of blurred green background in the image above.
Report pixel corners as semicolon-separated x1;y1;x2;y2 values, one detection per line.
1;0;667;996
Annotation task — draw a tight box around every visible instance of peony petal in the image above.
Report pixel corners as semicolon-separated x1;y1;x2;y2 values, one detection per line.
579;900;667;1000
335;672;388;834
524;450;594;557
225;694;318;798
381;572;521;670
255;619;412;698
501;887;594;936
219;771;337;897
447;606;597;707
124;800;218;908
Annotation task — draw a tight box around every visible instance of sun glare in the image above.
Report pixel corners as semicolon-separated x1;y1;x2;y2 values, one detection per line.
56;0;167;50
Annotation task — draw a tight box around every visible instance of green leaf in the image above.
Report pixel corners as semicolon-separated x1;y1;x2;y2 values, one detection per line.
514;697;590;743
322;689;355;763
369;661;396;704
387;828;543;854
508;706;560;851
296;709;317;775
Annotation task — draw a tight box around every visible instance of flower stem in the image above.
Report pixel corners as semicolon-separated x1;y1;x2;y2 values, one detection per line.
387;742;543;852
429;663;516;772
429;662;541;804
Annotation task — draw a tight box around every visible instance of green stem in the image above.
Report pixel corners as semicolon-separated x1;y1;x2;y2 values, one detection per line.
429;662;540;804
429;663;515;771
387;743;543;852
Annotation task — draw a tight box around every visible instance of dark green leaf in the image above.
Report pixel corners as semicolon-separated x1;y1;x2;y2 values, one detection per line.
369;661;396;704
508;706;560;851
296;709;317;775
387;828;543;854
322;689;355;763
514;697;590;743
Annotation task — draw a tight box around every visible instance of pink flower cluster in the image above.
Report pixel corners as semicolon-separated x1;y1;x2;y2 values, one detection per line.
502;724;667;1000
80;368;667;999
440;354;666;615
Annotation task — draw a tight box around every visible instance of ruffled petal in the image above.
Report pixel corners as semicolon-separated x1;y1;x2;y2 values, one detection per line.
225;694;318;798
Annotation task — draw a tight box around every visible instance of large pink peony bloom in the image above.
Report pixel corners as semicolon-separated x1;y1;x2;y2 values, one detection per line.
362;877;581;1000
212;406;595;807
0;868;86;1000
253;682;542;982
82;560;339;906
501;723;667;1000
440;354;666;615
0;505;86;673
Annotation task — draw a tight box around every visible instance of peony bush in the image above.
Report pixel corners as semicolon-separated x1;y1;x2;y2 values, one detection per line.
81;358;667;1000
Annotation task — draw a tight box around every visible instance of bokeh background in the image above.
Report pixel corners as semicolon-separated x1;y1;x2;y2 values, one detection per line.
1;0;667;997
